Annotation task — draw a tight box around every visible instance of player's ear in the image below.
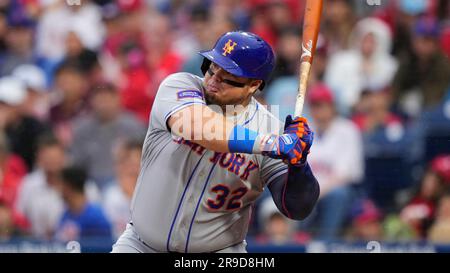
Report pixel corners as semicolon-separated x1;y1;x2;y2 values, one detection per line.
249;80;263;94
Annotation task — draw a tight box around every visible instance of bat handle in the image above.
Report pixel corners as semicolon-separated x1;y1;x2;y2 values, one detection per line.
294;62;312;117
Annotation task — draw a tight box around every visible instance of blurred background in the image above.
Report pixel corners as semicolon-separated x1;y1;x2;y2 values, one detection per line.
0;0;449;253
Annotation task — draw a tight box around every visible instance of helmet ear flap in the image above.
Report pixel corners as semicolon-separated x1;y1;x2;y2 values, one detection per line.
201;58;212;76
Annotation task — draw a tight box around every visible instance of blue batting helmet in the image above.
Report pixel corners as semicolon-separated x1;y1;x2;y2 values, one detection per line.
199;31;275;90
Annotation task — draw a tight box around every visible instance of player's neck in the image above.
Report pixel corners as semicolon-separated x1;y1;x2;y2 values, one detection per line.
221;102;250;117
220;96;253;114
241;96;252;108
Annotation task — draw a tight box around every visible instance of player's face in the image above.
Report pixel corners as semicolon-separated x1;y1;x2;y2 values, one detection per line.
203;62;262;106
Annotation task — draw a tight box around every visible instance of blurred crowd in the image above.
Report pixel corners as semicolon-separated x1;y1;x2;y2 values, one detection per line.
0;0;449;249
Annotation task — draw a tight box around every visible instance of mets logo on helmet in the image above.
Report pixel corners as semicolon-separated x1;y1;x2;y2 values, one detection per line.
222;39;237;56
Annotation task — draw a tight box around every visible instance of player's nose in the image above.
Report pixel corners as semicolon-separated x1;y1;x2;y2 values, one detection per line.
209;71;223;85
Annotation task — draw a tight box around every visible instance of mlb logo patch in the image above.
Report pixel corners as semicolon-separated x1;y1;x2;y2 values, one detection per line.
177;90;203;100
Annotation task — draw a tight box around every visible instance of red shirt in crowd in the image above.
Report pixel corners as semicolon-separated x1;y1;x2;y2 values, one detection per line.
0;155;27;209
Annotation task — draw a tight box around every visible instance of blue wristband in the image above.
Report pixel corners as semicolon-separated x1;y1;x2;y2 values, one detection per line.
228;125;259;154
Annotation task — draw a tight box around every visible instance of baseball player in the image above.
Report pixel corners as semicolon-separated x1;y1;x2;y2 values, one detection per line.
112;31;319;253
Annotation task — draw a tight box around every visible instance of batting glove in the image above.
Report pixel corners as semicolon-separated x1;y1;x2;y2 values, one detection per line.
284;115;314;164
261;116;314;166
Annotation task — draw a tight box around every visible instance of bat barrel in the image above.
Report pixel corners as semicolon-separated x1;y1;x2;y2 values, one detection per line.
295;0;323;117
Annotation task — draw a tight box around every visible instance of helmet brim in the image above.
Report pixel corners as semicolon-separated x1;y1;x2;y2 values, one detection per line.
199;49;251;79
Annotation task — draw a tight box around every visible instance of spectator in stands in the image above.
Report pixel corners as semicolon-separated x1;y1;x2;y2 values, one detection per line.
0;198;16;241
16;134;102;240
49;62;89;147
70;83;145;190
430;155;450;185
256;197;308;245
249;3;277;47
36;0;104;63
325;17;397;115
0;8;7;53
143;13;184;121
62;30;100;83
0;132;27;211
270;26;302;81
175;5;211;64
352;91;403;135
15;135;66;240
264;34;328;119
0;76;49;170
400;155;450;238
266;1;294;38
352;88;415;211
392;17;450;118
55;167;112;246
210;0;250;33
385;0;428;58
262;27;302;117
114;26;150;124
12;64;49;121
99;0;146;84
322;0;356;55
264;77;300;120
303;83;364;240
102;2;159;124
103;139;142;239
382;213;417;241
428;190;450;243
309;34;329;86
348;199;383;242
181;6;236;76
0;3;35;76
352;90;411;161
414;88;450;164
441;26;450;58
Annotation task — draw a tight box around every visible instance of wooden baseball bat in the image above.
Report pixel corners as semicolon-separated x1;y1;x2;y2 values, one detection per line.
294;0;324;117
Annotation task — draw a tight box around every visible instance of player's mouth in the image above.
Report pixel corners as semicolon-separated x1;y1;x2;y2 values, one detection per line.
206;83;221;94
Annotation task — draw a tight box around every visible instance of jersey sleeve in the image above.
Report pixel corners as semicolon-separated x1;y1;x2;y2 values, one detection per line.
259;156;288;187
151;72;206;131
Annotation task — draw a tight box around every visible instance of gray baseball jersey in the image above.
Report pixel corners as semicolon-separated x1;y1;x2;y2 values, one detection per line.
130;72;287;253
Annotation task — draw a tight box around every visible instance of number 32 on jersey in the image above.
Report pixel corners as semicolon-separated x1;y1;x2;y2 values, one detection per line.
207;184;248;211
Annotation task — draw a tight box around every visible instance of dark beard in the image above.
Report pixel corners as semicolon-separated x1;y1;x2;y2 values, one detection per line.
204;91;214;105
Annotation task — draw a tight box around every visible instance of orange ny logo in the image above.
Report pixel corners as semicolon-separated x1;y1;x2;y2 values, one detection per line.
222;40;237;56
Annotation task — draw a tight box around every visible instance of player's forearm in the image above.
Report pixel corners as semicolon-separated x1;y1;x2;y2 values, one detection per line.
268;163;320;220
192;107;236;152
168;105;264;154
168;105;239;152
